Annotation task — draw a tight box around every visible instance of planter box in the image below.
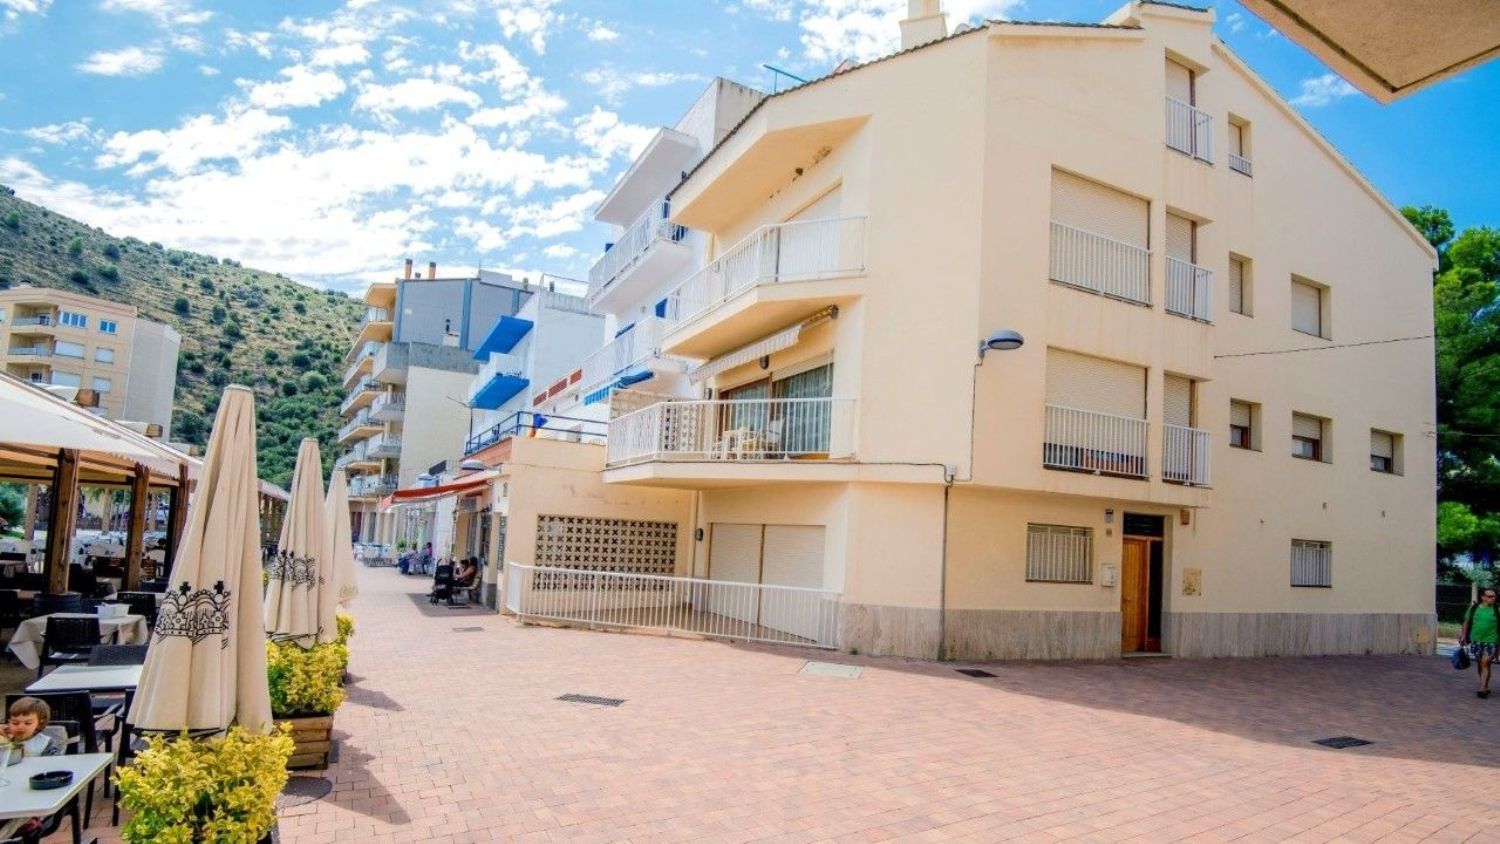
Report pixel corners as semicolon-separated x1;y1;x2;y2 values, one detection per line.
274;715;333;770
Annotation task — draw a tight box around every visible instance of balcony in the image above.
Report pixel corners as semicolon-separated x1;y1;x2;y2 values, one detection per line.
353;306;393;347
1165;257;1213;322
372;341;407;384
1165;96;1213;163
1163;424;1211;486
467;352;528;410
370;390;406;422
366;433;402;459
334;441;380;471
660;216;867;359
11;315;55;332
465;411;608;455
340;377;380;416
348;473;398;499
342;341;380;385
7;345;51;358
588;205;691;312
577;316;670;403
337;409;380;444
1228;152;1252;177
1043;404;1148;479
607;397;855;467
1049;222;1151;306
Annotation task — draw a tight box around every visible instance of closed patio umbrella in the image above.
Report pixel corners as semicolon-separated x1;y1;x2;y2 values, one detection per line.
264;438;336;646
324;468;359;607
128;385;273;733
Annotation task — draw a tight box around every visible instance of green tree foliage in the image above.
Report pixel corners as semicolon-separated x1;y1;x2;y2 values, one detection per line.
0;484;24;532
102;243;120;261
2;211;20;231
66;237;83;258
173;296;190;316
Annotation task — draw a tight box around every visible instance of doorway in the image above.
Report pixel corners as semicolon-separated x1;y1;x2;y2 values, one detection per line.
1120;514;1165;653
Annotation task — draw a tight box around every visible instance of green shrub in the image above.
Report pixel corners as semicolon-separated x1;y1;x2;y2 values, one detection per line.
263;349;279;364
280;381;297;396
266;641;348;717
198;277;214;292
173;297;190;316
96;263;119;282
2;211;20;230
102;243;120;260
336;612;354;645
68;269;88;284
299;371;327;392
211;304;227;323
66;237;83;257
292;301;307;314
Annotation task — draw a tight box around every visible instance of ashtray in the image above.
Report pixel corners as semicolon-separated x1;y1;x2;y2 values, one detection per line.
28;771;71;790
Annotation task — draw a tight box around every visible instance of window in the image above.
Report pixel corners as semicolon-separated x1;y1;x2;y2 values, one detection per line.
1229;256;1251;316
1228;119;1252;176
1229;400;1255;449
1026;524;1092;583
1290;540;1331;587
94;347;115;364
1292;413;1325;462
1370;429;1400;474
1044;349;1149;477
1291;277;1327;338
91;377;112;393
52;340;84;359
1049;169;1150;305
50;371;81;388
0;307;7;322
99;319;118;335
58;311;87;329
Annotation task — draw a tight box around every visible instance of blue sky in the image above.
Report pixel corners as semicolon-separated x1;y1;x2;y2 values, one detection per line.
0;0;1494;295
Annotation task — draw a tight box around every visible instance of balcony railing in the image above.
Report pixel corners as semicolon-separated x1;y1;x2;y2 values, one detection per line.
1049;222;1151;305
578;316;666;399
465;410;608;454
349;473;398;497
8;346;50;357
1166;96;1213;163
1165;257;1213;322
1043;404;1148;479
334;443;368;470
506;562;839;649
467;352;526;404
342;341;380;383
1228;152;1252;177
367;434;402;459
371;391;406;419
359;307;391;329
337;409;376;441
607;397;855;466
12;315;53;328
588;204;688;294
339;377;380;414
1163;424;1211;486
663;216;867;330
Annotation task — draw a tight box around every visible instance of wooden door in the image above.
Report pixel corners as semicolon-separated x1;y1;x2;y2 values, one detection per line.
1121;538;1150;652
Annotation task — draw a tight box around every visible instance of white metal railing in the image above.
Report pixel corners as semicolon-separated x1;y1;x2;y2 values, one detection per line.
1228;152;1252;177
1043;404;1148;479
340;377;379;414
1165;257;1213;322
1049;222;1152;305
579;316;666;398
342;341;379;383
8;346;50;357
366;434;402;459
588;203;688;293
12;315;52;328
361;307;390;326
607;397;856;466
349;473;398;498
337;409;376;441
1162;424;1211;486
505;562;840;649
1166;96;1213;162
371;391;406;418
663;216;867;330
467;352;526;404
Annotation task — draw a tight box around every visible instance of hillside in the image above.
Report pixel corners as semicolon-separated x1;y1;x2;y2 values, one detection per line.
0;186;365;487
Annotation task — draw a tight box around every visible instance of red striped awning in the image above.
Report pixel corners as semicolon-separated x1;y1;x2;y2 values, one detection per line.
378;471;497;510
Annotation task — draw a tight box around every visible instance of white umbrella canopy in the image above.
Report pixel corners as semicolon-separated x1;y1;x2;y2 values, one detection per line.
324;468;359;607
128;386;273;734
265;438;337;646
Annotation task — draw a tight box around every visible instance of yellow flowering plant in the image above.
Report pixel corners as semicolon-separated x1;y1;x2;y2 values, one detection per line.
265;641;348;718
115;726;293;844
335;611;354;645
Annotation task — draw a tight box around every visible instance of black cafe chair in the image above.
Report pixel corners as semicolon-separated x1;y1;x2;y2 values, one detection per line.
37;617;102;678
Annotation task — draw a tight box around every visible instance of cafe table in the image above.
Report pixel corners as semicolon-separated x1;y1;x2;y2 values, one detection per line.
28;664;145;775
0;752;112;844
7;614;148;671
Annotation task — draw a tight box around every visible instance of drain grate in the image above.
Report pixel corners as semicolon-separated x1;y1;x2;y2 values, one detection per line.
955;668;997;678
557;693;626;707
452;626;484;632
1313;736;1372;749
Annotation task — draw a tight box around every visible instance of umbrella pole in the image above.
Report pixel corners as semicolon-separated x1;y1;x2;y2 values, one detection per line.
125;464;150;591
43;449;79;594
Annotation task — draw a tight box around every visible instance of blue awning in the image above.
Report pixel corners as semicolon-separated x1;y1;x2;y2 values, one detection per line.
470;374;531;409
472;316;534;359
583;370;654;406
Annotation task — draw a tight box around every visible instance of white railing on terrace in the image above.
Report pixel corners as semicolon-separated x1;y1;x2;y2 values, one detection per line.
1163;424;1211;486
579;316;666;397
340;377;380;414
337;409;375;441
8;346;50;357
360;307;391;327
1165;257;1213;322
349;474;398;497
371;391;406;417
588;204;687;294
343;341;379;383
607;397;855;466
505;562;840;649
467;352;526;403
1166;96;1213;163
367;434;402;459
1228;153;1252;177
663;216;867;330
1043;404;1148;479
12;315;52;328
1049;222;1152;305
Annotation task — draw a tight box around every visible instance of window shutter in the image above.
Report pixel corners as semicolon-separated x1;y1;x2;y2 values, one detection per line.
1229;122;1244;156
1165;214;1194;262
1164;375;1193;427
1229;258;1245;314
1230;401;1251;428
1045;349;1146;418
1370;430;1394;459
789;187;841;222
1291;280;1322;335
1292;413;1322;440
1166;60;1193;104
1050;170;1149;248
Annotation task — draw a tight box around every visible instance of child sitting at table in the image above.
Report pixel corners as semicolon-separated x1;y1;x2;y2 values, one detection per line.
1;697;62;762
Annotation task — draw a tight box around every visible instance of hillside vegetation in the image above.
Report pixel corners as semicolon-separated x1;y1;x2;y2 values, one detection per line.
0;187;364;487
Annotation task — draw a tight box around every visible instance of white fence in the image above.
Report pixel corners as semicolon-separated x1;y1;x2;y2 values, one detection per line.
663;216;867;330
1166;97;1213;163
1049;222;1152;305
1165;257;1213;322
1228;152;1252;177
505;562;840;648
1162;424;1211;486
579;316;665;398
588;205;687;293
607;397;856;465
1043;404;1148;479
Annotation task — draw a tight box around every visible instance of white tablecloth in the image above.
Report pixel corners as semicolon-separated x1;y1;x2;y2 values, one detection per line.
6;613;149;670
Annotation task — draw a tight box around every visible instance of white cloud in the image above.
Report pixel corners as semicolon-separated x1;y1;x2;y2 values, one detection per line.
198;64;219;75
22;120;94;145
580;66;702;101
771;0;1020;64
244;66;347;109
586;23;619;42
310;42;369;66
96;109;293;175
353;78;482;115
742;0;794;22
76;46;165;76
542;243;577;259
504;190;605;239
224;29;275;59
571;107;654;161
2;0;51;21
467;92;566;128
491;0;561;54
1224;11;1245;33
1289;73;1359;107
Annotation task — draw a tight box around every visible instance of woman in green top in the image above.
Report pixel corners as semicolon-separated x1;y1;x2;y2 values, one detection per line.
1460;588;1499;698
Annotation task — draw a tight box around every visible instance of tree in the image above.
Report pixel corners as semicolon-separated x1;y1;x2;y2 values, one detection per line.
0;484;24;532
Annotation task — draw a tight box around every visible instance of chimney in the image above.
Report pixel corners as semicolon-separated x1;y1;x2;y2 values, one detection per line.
900;0;947;50
403;258;413;279
428;261;437;279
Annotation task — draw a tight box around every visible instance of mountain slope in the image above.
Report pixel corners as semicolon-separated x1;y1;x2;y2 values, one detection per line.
0;186;364;487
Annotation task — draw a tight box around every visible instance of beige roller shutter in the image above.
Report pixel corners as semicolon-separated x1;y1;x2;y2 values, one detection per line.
1164;375;1193;427
1046;349;1146;418
759;525;827;641
1230;400;1251;428
708;523;763;624
1291;280;1322;336
1166;59;1193;103
1292;413;1323;440
1050;170;1149;247
1370;430;1394;459
1165;214;1194;262
1229;122;1244;156
1229;258;1245;314
789;186;841;223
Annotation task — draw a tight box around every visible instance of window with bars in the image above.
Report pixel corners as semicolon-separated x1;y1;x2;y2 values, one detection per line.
1025;524;1092;584
1290;539;1331;587
1292;413;1325;462
1370;429;1399;474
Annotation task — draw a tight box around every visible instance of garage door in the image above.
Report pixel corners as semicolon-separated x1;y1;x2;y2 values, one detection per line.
760;525;826;641
708;524;762;624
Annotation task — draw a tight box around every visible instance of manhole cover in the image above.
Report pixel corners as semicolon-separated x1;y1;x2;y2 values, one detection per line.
1313;736;1372;749
452;626;484;632
956;668;997;678
276;776;333;810
800;661;863;679
557;693;625;707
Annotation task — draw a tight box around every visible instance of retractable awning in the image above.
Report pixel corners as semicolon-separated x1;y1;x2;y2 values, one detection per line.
689;323;803;382
378;471;498;510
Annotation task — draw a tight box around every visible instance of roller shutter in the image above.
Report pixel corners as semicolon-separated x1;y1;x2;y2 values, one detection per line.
1229;258;1245;314
1230;401;1252;428
760;525;826;641
1292;413;1323;440
1050;170;1149;247
1165;214;1194;262
1166;60;1194;103
708;523;762;624
1292;280;1323;336
1046;349;1146;418
1370;430;1394;459
1164;375;1193;427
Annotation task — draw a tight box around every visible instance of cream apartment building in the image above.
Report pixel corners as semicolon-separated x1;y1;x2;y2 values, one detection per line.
581;0;1437;660
0;285;180;434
